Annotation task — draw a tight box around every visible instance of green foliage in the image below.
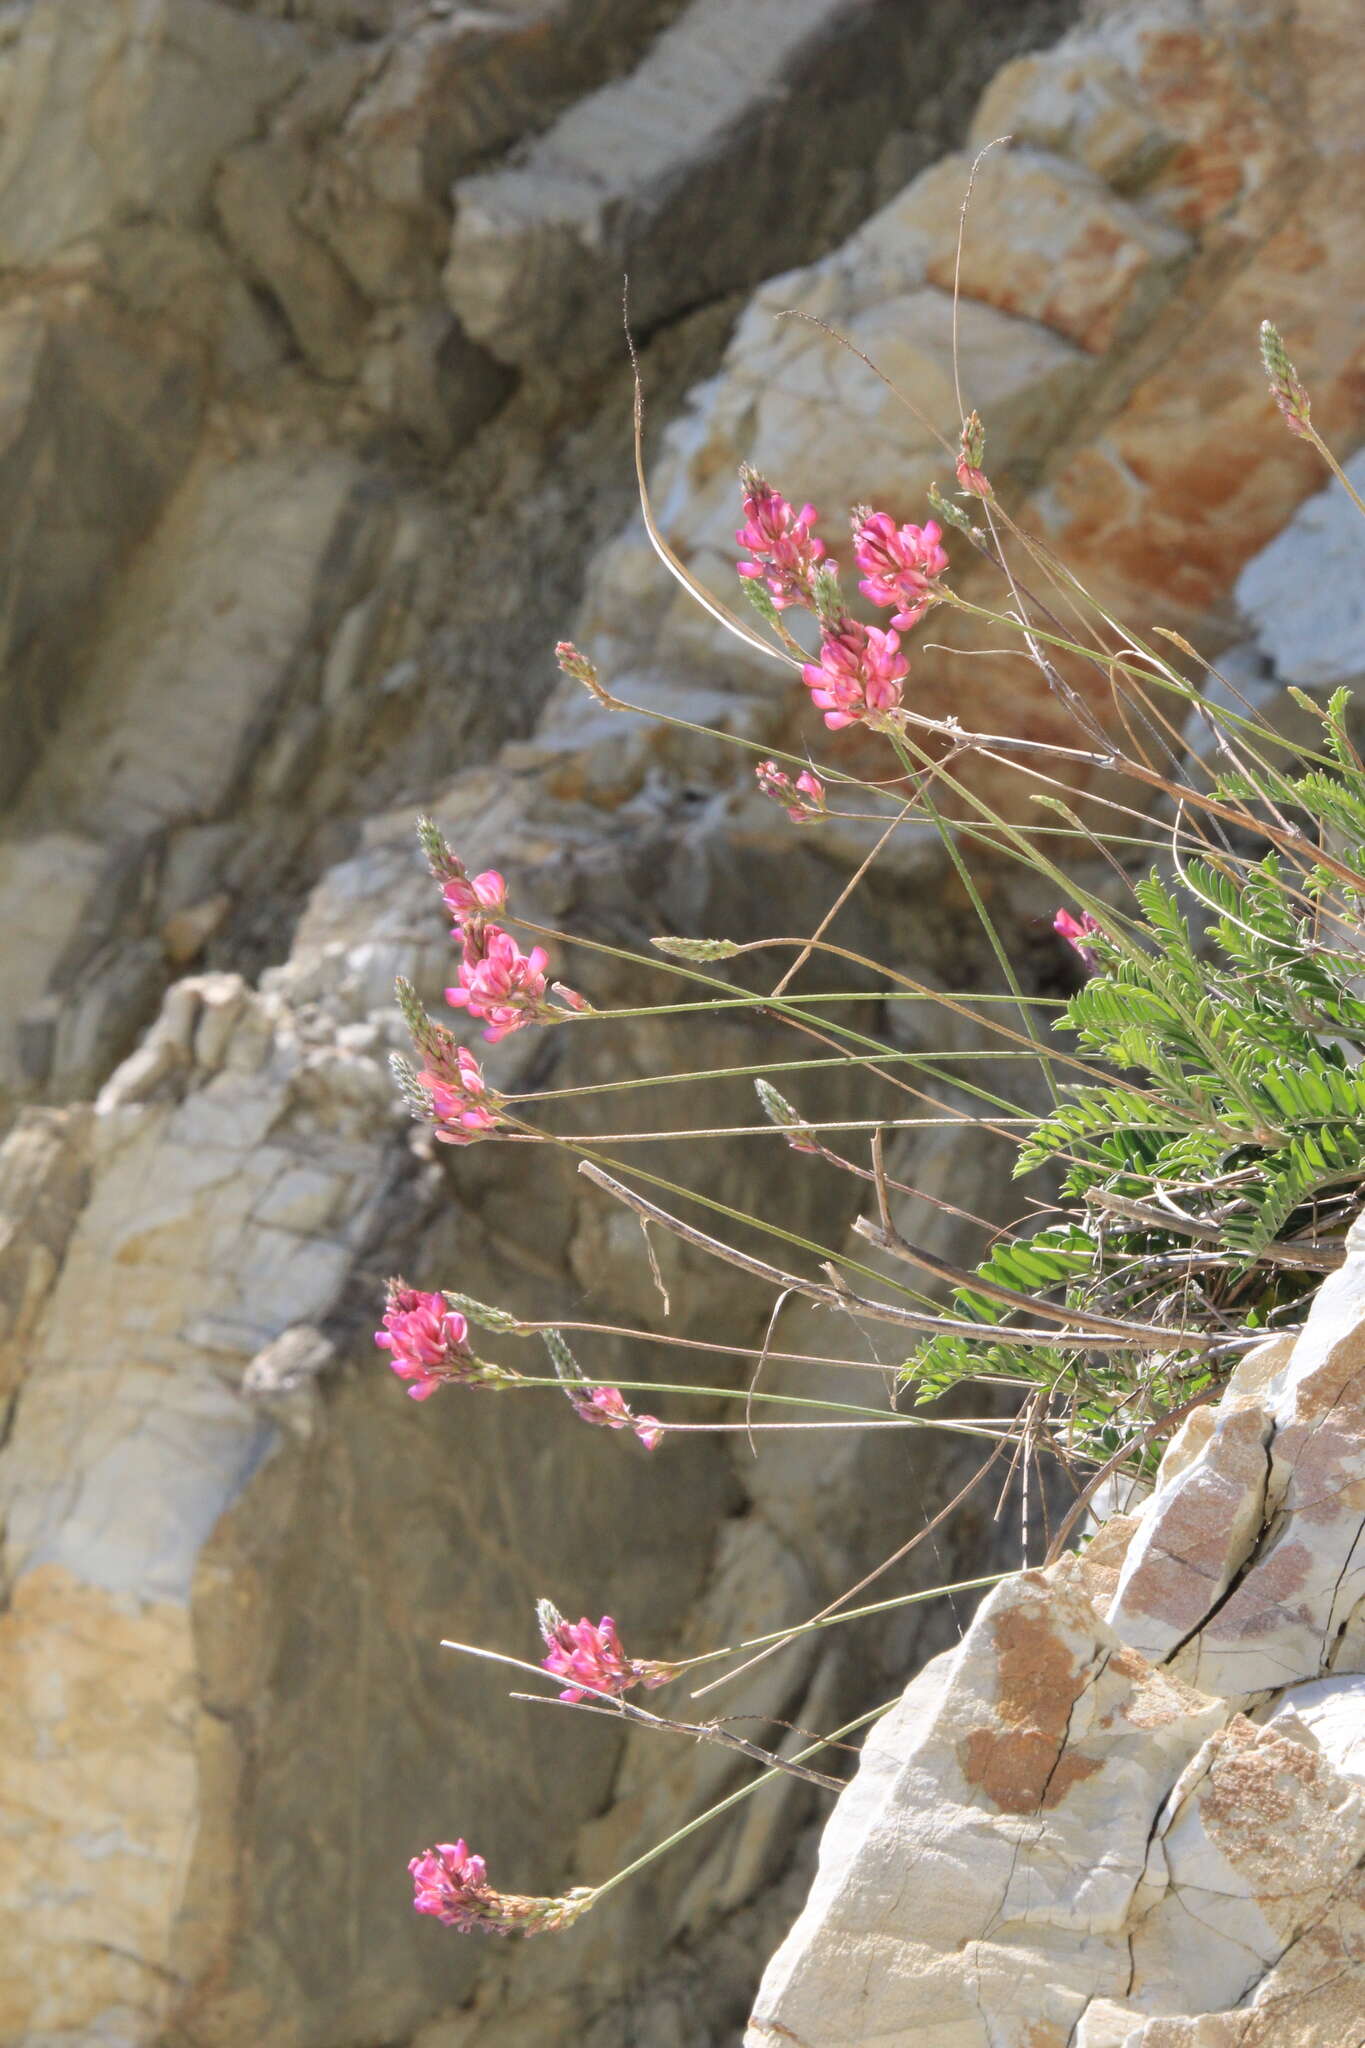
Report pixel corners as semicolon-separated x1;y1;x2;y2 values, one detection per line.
909;722;1365;1453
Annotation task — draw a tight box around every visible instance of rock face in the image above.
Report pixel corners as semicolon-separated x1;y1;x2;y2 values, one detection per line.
747;1218;1365;2047
0;1;1363;2044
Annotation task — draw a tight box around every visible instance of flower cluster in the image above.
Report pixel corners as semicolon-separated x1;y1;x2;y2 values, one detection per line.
731;475;957;736
417;822;586;1043
541;1327;664;1450
735;466;827;611
420;1044;501;1144
409;1839;591;1938
442;867;507;930
571;1383;665;1451
447;925;557;1043
536;1601;674;1704
852;509;948;629
755;760;826;823
1054;907;1102;973
375;1283;507;1400
392;979;505;1145
801;616;908;731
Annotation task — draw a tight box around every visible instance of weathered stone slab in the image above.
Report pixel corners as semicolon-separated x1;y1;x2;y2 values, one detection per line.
447;0;944;367
0;0;313;264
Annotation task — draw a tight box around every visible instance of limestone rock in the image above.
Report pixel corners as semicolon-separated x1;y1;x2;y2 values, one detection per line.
0;833;109;1098
0;284;203;803
746;1221;1365;2045
1236;446;1365;690
0;1104;90;1401
446;0;948;368
216;138;373;381
0;0;314;266
891;145;1191;354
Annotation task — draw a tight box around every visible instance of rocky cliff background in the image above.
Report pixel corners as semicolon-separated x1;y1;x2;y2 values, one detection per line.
0;2;1361;2044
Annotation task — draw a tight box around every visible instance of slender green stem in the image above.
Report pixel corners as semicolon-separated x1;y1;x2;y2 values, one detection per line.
673;1571;1009;1669
887;724;1057;1103
509;1374;1016;1436
587;1696;899;1905
509;1044;1057;1107
1305;427;1365;518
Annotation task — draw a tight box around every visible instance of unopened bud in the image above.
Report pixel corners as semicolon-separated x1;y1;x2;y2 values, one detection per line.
416;816;461;884
809;561;844;625
651;936;742;962
444;1291;530;1336
955;412;991;496
1259;320;1313;439
555;641;617;707
755;1078;820;1153
927;482;982;538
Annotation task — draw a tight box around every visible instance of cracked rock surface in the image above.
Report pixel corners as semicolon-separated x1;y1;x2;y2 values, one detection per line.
747;1223;1365;2046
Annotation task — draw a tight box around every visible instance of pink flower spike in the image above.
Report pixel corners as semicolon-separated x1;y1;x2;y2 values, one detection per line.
375;1283;479;1398
571;1383;665;1450
409;1839;592;1937
446;926;553;1042
755;760;827;823
801;616;908;731
410;1840;491;1929
1054;908;1102;972
852;510;948;629
443;868;507;931
536;1605;673;1704
735;467;827;612
419;1045;502;1146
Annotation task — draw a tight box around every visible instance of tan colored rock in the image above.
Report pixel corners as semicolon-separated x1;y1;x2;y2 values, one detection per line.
445;0;959;368
161;892;233;967
902;146;1191;354
216;139;372;381
0;834;108;1098
747;1202;1365;2044
15;447;385;840
0;0;313;265
0;284;203;804
0;1105;90;1399
748;1569;1232;2046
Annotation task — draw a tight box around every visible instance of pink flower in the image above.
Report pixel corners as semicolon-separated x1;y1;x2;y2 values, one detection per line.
852;510;948;629
755;760;827;823
410;1840;493;1930
569;1383;664;1451
442;869;507;932
1054;908;1102;972
375;1284;478;1400
419;1045;501;1145
446;926;552;1043
735;468;826;611
409;1840;589;1937
537;1603;674;1704
801;617;908;731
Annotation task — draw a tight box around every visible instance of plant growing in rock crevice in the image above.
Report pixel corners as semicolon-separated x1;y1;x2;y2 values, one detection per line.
373;313;1365;1937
